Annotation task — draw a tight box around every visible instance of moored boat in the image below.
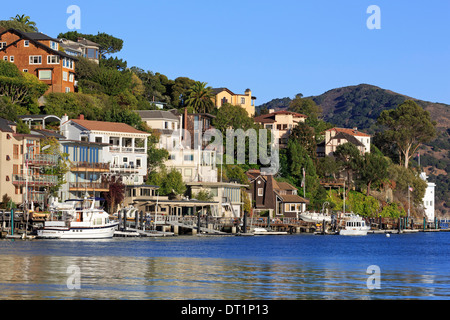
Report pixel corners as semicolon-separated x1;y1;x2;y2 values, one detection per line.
37;197;118;239
339;214;370;236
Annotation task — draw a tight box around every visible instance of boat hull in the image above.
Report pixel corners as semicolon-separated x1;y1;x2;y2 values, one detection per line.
37;223;119;239
339;228;369;236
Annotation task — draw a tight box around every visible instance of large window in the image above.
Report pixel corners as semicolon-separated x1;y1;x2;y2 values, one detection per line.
29;56;42;64
47;55;60;64
38;70;52;80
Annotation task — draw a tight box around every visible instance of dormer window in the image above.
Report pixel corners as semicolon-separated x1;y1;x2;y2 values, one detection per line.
50;41;58;50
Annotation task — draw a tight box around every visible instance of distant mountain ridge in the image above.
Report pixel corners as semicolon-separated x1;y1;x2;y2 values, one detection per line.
258;84;449;133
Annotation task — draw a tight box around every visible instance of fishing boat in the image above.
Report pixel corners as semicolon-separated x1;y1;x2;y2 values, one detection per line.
339;214;370;236
37;197;119;239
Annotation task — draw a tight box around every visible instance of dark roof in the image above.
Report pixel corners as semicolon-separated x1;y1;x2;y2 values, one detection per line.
330;132;365;148
0;118;15;133
24;32;59;42
136;110;179;121
0;29;78;61
30;129;66;139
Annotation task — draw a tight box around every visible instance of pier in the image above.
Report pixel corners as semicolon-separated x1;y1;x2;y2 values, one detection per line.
1;208;449;240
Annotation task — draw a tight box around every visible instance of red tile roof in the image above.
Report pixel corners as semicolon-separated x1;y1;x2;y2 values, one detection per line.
327;127;371;137
70;119;149;134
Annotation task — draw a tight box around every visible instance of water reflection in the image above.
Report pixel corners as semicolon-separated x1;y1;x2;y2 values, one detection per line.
0;253;448;300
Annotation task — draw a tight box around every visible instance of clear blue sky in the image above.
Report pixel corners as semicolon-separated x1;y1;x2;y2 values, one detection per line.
3;0;450;105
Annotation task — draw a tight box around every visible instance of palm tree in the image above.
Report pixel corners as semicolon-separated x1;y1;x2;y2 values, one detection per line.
185;81;215;114
10;14;38;32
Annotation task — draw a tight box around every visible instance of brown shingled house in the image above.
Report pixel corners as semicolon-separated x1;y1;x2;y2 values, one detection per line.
246;169;309;218
0;29;77;94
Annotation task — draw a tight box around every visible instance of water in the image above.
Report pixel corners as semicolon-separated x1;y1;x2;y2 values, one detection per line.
0;232;449;300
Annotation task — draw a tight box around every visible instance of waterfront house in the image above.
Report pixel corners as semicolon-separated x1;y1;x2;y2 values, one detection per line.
318;127;371;157
246;169;309;218
254;110;308;148
0;118;58;209
0;29;77;94
212;88;256;117
187;181;247;218
60;115;150;186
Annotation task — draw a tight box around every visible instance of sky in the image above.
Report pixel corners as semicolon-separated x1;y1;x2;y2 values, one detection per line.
2;0;450;105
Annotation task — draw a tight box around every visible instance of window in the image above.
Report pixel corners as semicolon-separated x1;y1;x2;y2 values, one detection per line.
3;56;7;61
241;98;245;104
9;56;14;62
23;69;28;73
123;157;128;163
65;87;71;93
184;154;194;161
63;71;68;81
50;41;58;50
29;56;42;64
258;188;264;196
0;42;6;49
69;73;74;82
184;169;192;177
86;48;98;59
136;159;141;168
24;40;29;47
38;70;52;80
95;137;102;143
47;55;60;64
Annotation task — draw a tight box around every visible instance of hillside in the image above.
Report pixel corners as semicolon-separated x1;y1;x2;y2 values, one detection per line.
258;84;450;216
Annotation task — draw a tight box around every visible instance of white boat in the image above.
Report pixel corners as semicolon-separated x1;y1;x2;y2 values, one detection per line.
339;214;370;236
37;197;119;239
299;212;332;223
252;227;288;235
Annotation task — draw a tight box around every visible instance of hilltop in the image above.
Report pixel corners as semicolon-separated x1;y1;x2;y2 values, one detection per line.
258;84;450;216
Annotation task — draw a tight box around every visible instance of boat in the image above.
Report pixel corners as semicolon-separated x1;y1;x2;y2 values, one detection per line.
37;197;119;239
299;212;332;223
252;227;288;235
339;214;370;236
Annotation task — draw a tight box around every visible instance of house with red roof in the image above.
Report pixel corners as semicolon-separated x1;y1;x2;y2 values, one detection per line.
60;115;150;188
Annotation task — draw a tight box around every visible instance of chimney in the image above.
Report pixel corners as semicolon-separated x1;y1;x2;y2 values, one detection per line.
79;114;84;120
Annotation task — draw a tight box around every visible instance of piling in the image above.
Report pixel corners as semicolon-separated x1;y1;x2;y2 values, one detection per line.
243;211;247;234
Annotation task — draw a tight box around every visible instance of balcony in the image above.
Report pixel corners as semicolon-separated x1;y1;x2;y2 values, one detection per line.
26;154;58;167
71;161;110;172
12;174;58;187
109;146;146;154
110;164;141;174
69;182;109;192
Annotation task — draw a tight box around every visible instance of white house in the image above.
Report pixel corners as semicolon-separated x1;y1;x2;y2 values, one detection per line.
420;172;436;222
60;115;150;186
137;109;218;183
319;127;372;157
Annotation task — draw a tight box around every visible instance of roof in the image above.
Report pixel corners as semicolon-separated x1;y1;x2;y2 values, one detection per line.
329;131;365;148
76;38;100;47
0;29;78;61
212;87;256;99
276;193;309;204
30;129;66;140
69;119;150;135
24;32;59;42
0;118;15;133
254;110;308;123
136;110;179;121
327;127;372;137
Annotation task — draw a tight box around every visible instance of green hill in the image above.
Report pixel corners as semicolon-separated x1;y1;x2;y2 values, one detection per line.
258;84;450;216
